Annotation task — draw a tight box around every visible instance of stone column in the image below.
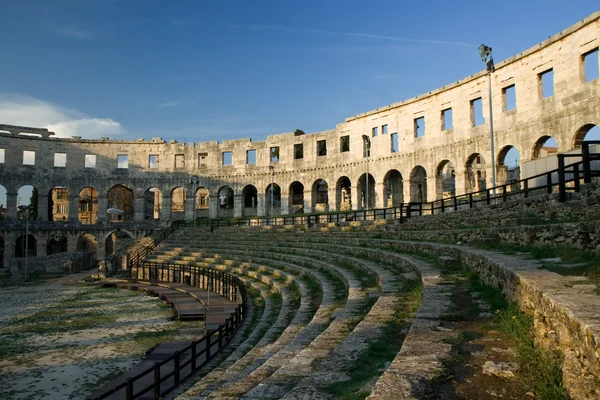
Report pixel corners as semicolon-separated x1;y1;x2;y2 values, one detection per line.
36;234;46;257
426;178;437;203
97;195;107;223
69;193;79;223
280;190;290;215
209;196;218;219
303;189;312;214
403;182;412;204
257;192;266;216
353;184;362;210
327;186;337;212
162;194;172;221
454;170;467;197
375;182;385;209
134;196;145;222
37;192;49;222
184;190;195;221
5;191;17;220
3;233;15;269
233;194;243;217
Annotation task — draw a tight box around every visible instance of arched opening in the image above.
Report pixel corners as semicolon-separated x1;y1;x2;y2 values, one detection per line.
312;179;329;212
336;176;352;211
47;236;68;255
242;185;258;216
78;187;98;224
265;183;281;216
573;124;600;148
17;185;38;220
77;233;97;261
357;173;375;209
105;230;133;272
0;184;6;220
383;170;403;207
289;181;305;214
15;234;36;258
435;161;455;200
170;186;185;220
143;188;162;220
48;187;69;221
497;145;521;190
465;153;487;193
217;186;234;218
532;136;558;159
196;187;210;218
107;184;134;221
409;166;427;202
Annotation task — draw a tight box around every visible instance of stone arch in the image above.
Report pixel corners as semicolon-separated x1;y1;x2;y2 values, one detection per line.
48;186;69;221
47;235;68;255
170;186;185;220
383;170;403;207
143;187;162;220
573;123;600;148
497;145;521;187
242;185;258;216
78;186;98;224
289;181;304;214
77;233;97;260
104;230;133;273
357;173;375;210
15;234;36;258
195;187;210;218
465;153;487;193
107;184;134;221
336;176;352;211
265;183;281;216
217;185;234;218
435;161;455;200
409;166;427;202
532;136;559;159
17;184;37;220
312;179;329;212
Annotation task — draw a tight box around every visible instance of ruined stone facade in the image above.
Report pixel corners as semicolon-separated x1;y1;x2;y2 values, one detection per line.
0;12;599;269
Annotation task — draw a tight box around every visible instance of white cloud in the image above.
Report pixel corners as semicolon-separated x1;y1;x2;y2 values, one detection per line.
51;26;93;39
157;101;181;108
0;94;124;139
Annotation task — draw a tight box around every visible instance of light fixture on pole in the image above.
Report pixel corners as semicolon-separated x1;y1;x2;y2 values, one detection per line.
361;135;371;211
190;176;199;221
478;44;497;194
268;166;274;218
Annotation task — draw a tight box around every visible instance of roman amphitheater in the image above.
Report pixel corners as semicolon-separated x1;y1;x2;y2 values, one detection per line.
1;10;600;400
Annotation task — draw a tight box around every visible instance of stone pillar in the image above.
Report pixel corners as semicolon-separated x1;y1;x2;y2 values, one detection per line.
36;234;46;257
162;194;172;221
209;196;218;219
375;182;385;209
37;192;48;222
97;195;107;223
257;192;266;216
403;182;412;204
280;190;290;215
327;186;337;212
3;233;15;268
96;237;106;262
233;194;243;217
426;178;436;203
303;189;312;214
454;170;467;197
69;194;79;223
353;184;362;210
5;191;17;220
135;196;145;222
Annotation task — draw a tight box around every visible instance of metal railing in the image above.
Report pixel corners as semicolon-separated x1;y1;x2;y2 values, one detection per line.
92;263;246;400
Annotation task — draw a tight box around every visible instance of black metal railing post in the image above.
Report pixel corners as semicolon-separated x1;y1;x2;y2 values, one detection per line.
558;154;567;202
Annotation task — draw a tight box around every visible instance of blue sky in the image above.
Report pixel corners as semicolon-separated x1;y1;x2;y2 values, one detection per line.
1;0;598;145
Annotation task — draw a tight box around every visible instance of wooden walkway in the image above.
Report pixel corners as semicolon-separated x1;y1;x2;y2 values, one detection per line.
90;281;239;399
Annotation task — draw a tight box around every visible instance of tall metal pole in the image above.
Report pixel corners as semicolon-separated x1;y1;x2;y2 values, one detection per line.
269;166;274;217
366;153;369;210
488;72;497;194
24;206;29;280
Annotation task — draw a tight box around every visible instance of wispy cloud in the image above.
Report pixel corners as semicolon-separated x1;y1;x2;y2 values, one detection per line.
157;101;181;108
0;93;124;139
50;26;93;39
248;24;474;47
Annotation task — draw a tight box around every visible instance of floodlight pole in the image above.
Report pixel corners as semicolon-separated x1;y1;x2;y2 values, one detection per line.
479;44;497;194
269;166;274;217
362;135;371;211
25;206;29;280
